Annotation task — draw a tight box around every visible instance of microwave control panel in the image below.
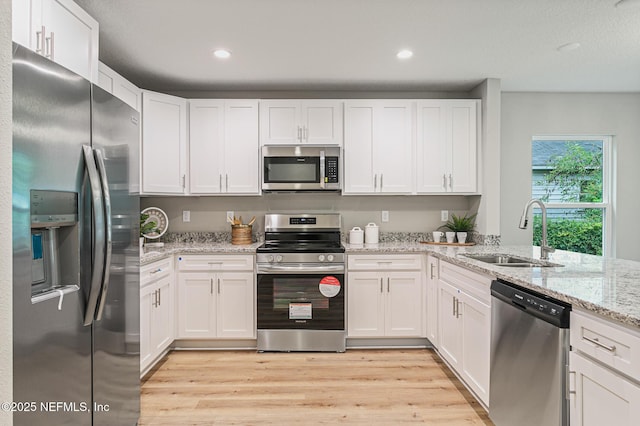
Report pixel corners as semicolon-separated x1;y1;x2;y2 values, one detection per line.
325;157;339;183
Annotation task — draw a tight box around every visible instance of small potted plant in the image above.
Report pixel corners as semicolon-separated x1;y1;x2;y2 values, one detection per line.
139;213;158;249
440;213;476;243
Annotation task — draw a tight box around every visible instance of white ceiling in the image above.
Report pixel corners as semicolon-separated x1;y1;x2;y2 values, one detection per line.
74;0;640;93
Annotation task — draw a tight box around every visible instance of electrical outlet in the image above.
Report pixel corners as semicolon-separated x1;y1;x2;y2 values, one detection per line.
381;210;389;223
226;211;234;223
441;210;449;222
182;210;190;222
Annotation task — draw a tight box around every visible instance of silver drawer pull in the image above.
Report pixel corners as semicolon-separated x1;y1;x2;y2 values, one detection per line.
208;262;223;265
584;335;616;353
149;268;162;274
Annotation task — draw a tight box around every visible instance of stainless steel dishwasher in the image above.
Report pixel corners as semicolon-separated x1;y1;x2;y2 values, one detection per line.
489;279;571;426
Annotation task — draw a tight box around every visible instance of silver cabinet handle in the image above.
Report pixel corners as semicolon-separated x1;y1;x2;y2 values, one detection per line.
387;277;390;293
297;126;302;142
380;278;383;293
210;278;213;295
219;174;222;190
158;287;161;306
456;299;462;318
584;335;616;353
48;31;55;60
36;26;45;54
303;126;308;141
374;174;377;191
442;174;447;189
150;268;162;274
217;278;221;294
448;174;453;190
182;174;186;189
82;145;105;326
153;289;158;308
452;296;456;316
380;174;384;190
430;263;436;279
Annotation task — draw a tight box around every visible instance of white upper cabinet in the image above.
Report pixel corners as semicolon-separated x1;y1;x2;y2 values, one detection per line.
416;100;479;193
343;100;414;194
97;62;141;111
189;99;260;195
260;100;343;145
141;90;188;194
13;0;99;83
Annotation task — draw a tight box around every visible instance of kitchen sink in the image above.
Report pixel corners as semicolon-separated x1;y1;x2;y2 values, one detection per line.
462;254;563;268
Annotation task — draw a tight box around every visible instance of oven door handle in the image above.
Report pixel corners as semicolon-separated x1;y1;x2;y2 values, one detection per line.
257;264;345;274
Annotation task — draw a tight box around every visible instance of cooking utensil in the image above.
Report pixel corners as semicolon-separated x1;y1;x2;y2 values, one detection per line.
248;216;256;226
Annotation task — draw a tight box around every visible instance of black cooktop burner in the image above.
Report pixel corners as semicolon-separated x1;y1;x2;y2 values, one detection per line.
257;231;344;254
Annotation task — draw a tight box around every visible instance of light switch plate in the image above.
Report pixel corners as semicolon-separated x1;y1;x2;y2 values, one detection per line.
381;210;389;222
182;210;191;222
441;210;448;222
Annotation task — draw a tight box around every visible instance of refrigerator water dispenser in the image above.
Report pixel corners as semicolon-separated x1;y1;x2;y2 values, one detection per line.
30;190;80;303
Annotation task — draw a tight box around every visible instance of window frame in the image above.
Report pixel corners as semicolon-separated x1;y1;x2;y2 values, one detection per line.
531;135;614;257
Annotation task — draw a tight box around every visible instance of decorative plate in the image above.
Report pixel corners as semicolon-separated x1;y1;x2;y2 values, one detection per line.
141;207;168;239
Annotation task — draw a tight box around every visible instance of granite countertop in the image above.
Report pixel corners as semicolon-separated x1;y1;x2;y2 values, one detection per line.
141;242;262;265
141;240;640;329
345;242;640;329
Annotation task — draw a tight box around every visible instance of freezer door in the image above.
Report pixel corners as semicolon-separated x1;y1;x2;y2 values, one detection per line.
12;43;92;425
90;84;141;425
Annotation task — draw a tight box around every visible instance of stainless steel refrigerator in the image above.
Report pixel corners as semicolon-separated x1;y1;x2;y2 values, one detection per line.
12;42;140;425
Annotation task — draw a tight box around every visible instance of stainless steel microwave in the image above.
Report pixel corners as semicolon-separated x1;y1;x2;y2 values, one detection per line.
261;145;341;192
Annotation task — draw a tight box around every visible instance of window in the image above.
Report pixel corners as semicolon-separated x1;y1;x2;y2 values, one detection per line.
531;136;613;256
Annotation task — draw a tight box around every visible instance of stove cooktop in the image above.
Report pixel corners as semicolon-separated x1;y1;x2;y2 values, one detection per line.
256;242;345;254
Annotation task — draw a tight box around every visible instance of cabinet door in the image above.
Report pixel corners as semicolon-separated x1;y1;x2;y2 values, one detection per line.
217;272;255;338
224;100;260;194
189;100;224;194
12;0;32;49
302;100;343;145
438;279;462;369
347;271;385;337
139;284;154;373
570;352;640;426
177;273;216;338
426;256;439;347
259;100;301;145
459;291;490;406
142;91;188;194
374;101;414;194
343;101;375;193
44;0;99;82
151;276;174;354
385;271;423;337
449;100;477;193
416;101;448;193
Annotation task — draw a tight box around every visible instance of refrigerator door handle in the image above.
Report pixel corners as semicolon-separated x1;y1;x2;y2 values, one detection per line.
93;148;113;321
82;145;106;326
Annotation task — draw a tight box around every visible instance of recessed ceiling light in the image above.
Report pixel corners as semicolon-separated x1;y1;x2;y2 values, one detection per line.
557;42;581;52
397;49;413;59
213;49;231;59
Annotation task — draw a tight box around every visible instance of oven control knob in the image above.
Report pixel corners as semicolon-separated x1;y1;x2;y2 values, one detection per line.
318;255;326;262
276;255;283;263
327;255;334;262
267;255;274;262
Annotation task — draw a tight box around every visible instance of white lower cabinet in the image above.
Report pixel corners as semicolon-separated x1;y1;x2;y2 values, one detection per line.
437;260;492;406
569;310;640;425
140;258;174;375
176;255;255;339
347;255;425;338
570;351;640;426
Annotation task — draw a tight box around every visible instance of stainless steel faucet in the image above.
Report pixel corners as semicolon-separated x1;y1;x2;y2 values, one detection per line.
519;199;555;260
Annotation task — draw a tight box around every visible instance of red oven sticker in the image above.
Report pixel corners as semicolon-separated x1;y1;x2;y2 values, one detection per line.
319;276;341;298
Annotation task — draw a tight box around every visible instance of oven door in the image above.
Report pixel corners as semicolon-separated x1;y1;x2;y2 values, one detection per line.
257;267;345;330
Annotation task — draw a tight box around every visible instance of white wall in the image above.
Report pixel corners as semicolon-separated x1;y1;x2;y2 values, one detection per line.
0;0;13;423
501;92;640;261
141;194;472;237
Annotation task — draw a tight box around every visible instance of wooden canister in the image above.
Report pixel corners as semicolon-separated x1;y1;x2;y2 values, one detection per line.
231;224;253;245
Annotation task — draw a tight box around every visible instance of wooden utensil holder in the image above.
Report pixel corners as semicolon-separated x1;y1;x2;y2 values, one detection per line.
231;224;252;245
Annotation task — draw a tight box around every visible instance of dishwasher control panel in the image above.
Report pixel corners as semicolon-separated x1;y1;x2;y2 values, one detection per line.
492;279;571;328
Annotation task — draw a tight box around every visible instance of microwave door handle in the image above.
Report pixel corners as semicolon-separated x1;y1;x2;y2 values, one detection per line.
319;150;326;189
93;149;112;321
82;145;105;326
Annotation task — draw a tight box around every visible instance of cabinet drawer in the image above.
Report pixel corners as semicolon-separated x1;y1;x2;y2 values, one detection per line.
141;257;173;287
571;310;640;380
177;254;254;272
348;254;424;271
438;260;492;305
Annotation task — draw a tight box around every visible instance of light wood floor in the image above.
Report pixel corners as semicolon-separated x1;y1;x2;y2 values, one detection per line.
140;349;493;425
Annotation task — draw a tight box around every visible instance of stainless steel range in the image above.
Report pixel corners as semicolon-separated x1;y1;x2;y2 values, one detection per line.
256;213;345;352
